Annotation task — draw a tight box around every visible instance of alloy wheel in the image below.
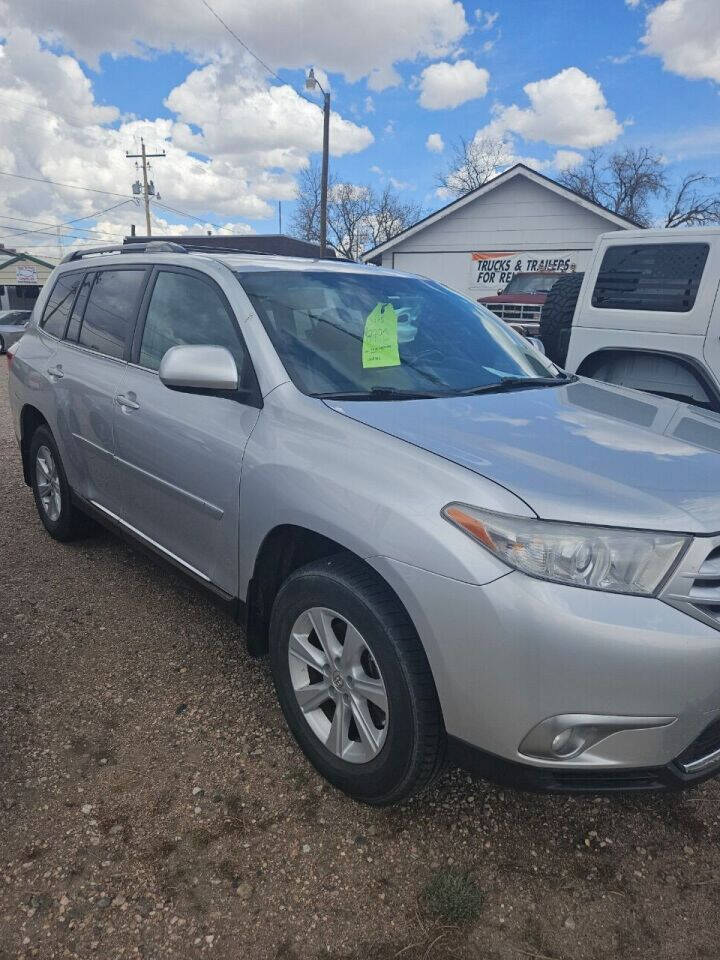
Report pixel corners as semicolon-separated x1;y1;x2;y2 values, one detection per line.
35;445;62;522
288;606;389;763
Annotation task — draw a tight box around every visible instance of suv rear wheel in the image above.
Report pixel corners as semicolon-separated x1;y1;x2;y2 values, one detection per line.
269;555;445;805
30;425;88;541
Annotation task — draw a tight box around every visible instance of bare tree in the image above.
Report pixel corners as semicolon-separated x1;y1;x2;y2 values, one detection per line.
368;185;424;249
558;147;666;227
292;162;423;259
435;135;511;197
664;172;720;228
291;162;333;247
327;182;374;260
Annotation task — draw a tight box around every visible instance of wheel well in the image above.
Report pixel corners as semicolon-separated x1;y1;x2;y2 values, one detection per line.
19;405;48;485
246;525;402;658
577;349;717;410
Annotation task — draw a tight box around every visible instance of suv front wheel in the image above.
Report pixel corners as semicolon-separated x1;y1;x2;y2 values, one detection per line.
29;425;88;541
269;555;446;805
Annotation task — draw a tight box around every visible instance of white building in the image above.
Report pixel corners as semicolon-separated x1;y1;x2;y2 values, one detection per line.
0;248;58;311
362;164;636;300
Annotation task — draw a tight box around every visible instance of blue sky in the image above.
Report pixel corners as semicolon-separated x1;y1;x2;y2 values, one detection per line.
0;0;718;250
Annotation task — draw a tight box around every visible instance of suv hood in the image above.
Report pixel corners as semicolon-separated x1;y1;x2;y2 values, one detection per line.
326;379;720;533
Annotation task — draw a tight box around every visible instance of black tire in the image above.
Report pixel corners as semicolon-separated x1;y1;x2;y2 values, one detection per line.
29;425;88;541
539;272;584;366
0;335;5;355
269;554;445;805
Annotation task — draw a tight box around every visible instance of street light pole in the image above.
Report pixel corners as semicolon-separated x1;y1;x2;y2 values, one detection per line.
306;68;330;258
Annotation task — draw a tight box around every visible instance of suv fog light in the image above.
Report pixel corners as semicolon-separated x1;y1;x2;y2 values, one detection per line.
519;713;676;762
551;728;585;758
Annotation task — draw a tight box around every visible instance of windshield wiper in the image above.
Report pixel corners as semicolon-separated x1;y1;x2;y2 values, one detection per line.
457;373;577;396
312;387;448;401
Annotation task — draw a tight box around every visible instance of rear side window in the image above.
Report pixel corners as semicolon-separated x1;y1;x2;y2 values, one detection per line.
78;269;146;359
591;243;709;312
40;273;82;338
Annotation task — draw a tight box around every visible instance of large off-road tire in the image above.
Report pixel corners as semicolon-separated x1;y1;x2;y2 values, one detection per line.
29;425;89;542
539;272;584;366
269;554;446;805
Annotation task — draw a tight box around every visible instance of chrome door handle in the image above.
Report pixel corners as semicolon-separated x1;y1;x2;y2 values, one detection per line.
46;366;64;380
115;394;140;411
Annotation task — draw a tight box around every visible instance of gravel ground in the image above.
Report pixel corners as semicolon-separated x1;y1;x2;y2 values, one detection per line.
2;372;720;960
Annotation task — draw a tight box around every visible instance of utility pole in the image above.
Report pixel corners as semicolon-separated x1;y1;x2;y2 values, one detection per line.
126;137;165;237
305;68;330;257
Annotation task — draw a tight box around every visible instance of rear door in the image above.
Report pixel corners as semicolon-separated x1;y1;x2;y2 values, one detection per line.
112;266;261;595
55;265;149;512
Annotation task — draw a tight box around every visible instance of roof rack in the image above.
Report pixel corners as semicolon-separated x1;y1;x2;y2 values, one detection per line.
61;240;354;265
60;241;186;264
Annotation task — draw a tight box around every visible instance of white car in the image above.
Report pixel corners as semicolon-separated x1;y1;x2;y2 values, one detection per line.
541;228;720;412
0;309;31;354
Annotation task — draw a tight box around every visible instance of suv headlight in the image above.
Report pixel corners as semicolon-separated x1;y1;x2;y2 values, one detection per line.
442;503;689;596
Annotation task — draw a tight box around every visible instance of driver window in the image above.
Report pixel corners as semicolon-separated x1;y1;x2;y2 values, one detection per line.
139;270;246;372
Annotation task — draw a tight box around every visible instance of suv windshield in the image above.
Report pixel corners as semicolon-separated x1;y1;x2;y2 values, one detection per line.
503;273;561;295
235;269;561;398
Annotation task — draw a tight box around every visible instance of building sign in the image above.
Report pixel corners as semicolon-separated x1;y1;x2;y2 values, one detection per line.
16;264;39;285
469;250;590;295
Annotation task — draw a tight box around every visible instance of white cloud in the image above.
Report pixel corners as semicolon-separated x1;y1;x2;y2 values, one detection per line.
96;212;254;242
426;132;445;152
418;59;490;109
641;0;720;83
384;120;396;135
389;177;412;190
475;10;499;29
625;0;641;7
553;149;584;171
367;64;403;92
165;56;373;168
0;30;372;257
482;67;622;148
364;96;375;113
0;0;469;86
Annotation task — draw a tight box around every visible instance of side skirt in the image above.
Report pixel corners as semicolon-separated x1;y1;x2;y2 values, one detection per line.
71;491;247;626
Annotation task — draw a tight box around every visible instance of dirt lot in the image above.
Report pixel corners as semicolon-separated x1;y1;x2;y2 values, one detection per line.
2;373;720;960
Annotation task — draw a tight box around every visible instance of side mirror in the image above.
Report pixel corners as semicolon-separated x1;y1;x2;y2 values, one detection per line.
159;344;238;393
526;336;545;355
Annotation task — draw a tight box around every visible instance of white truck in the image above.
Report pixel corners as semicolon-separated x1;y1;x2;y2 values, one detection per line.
540;228;720;411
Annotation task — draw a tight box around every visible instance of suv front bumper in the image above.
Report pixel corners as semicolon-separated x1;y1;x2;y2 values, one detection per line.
370;558;720;790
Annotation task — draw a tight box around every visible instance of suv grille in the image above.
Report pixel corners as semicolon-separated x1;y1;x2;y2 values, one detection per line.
662;535;720;631
484;303;541;336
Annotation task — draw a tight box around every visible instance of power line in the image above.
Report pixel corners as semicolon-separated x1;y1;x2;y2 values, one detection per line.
0;200;135;241
0;169;131;199
152;198;224;231
198;0;286;87
197;0;316;105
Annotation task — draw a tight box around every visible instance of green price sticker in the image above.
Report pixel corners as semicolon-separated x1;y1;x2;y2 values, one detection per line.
362;302;401;369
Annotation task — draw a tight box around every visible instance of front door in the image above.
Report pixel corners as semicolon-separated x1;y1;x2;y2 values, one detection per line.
112;266;261;596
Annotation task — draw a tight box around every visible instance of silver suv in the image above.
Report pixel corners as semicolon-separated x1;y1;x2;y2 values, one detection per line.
8;242;720;803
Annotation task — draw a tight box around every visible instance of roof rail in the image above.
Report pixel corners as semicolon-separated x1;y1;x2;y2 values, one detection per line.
60;241;186;264
61;240;353;265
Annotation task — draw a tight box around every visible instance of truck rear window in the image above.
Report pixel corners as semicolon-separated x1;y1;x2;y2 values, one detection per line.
591;243;709;312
